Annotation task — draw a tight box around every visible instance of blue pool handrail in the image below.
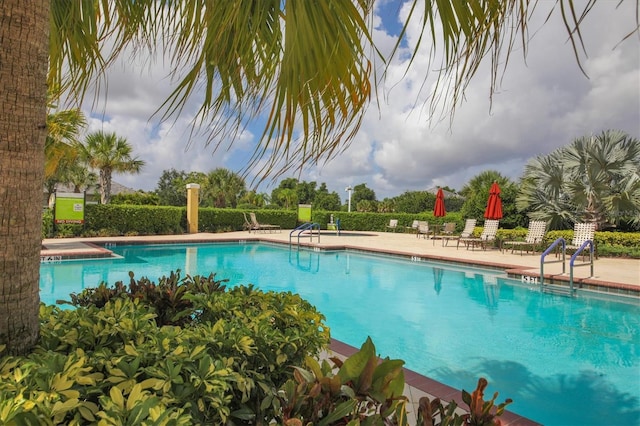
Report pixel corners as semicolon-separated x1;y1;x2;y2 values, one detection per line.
289;222;320;246
569;239;594;292
540;237;566;286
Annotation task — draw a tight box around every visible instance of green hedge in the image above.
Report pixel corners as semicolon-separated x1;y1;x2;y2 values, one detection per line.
86;204;183;235
44;206;298;237
494;228;640;257
196;208;297;233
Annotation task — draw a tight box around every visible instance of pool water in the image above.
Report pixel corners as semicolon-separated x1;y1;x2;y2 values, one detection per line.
39;242;640;425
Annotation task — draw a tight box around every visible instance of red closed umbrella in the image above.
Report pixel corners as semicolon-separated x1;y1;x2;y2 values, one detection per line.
484;181;503;220
433;187;446;217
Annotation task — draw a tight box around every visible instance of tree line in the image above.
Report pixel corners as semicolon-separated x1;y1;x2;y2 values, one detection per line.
47;102;639;232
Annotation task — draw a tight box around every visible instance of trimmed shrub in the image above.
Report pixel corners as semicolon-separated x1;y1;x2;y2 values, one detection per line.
0;273;329;424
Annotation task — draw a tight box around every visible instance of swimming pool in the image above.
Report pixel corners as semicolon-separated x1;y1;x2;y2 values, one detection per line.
39;242;640;425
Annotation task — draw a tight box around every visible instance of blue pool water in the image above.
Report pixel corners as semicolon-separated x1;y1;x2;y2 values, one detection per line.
39;242;640;425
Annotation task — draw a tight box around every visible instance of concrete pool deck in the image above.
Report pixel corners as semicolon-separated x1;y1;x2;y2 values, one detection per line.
41;231;640;425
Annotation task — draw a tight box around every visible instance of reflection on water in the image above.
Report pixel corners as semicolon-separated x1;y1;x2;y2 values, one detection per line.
39;242;640;425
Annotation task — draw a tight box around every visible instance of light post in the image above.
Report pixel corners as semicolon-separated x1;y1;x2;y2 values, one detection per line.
345;186;353;212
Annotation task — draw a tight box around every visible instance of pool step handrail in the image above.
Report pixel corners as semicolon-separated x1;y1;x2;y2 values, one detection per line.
289;222;320;246
540;237;566;288
288;248;320;272
569;240;595;292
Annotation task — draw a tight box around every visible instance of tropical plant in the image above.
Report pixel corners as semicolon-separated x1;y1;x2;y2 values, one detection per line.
271;337;408;425
275;188;299;210
417;378;512;426
459;171;525;229
356;199;378;212
75;131;145;204
517;130;640;230
62;162;99;193
201;168;246;208
314;183;343;211
391;191;434;214
351;183;377;207
0;281;329;425
44;92;87;180
44;94;88;201
1;0;636;354
238;189;269;209
155;169;207;206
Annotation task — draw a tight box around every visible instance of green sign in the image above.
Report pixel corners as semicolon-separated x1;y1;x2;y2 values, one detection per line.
54;192;85;224
298;204;312;222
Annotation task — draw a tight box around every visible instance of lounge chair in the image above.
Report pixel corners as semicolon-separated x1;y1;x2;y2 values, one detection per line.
249;212;281;233
502;220;547;255
386;219;399;232
242;212;253;232
445;219;476;247
416;221;429;239
458;219;499;250
566;222;596;259
433;222;457;246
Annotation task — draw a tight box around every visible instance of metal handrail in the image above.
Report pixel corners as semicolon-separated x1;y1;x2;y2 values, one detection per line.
569;240;594;292
289;222;320;246
540;237;565;286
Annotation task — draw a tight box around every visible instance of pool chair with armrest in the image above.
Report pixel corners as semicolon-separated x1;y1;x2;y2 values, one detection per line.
242;212;254;232
446;219;476;247
416;221;429;239
249;212;281;233
457;219;499;250
566;222;597;259
386;219;399;232
502;220;547;255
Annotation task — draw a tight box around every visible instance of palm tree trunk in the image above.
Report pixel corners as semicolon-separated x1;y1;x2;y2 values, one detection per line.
100;168;112;204
0;1;50;354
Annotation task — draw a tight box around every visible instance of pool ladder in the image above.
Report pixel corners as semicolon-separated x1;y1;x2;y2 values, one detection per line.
289;222;320;247
539;237;594;296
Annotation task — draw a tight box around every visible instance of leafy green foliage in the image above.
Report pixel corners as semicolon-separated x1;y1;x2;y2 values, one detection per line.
459;171;526;229
270;338;511;426
271;337;409;425
86;204;183;235
110;191;160;205
518;130;640;230
1;276;330;424
62;270;227;327
417;378;511;426
42;208;54;239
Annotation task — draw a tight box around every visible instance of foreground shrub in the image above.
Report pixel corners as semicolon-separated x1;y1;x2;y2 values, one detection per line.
272;337;512;426
0;275;330;424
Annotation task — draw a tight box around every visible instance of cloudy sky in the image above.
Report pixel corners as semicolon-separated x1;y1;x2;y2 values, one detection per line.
79;0;640;201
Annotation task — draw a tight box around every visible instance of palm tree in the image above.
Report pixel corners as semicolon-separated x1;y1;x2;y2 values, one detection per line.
43;89;87;203
75;131;145;204
201;168;246;208
276;188;299;210
517;130;640;230
44;102;86;180
0;1;635;354
63;163;99;194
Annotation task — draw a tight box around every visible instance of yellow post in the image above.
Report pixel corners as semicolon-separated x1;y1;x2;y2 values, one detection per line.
186;183;200;234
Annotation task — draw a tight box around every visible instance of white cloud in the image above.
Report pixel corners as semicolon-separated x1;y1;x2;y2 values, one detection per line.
76;1;639;199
